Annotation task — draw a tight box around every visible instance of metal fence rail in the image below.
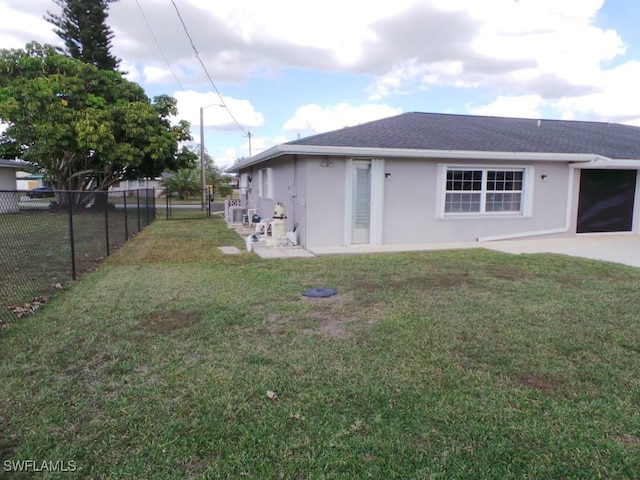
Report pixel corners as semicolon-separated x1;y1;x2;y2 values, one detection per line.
0;189;155;326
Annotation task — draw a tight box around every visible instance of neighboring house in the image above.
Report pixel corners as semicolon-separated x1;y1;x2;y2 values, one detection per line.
108;177;164;197
227;112;640;250
0;160;26;213
16;171;44;191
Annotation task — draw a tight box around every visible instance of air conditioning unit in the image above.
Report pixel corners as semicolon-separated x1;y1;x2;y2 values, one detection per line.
229;206;247;223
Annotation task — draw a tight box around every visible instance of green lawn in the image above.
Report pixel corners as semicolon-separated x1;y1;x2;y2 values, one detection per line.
1;218;639;479
0;206;153;325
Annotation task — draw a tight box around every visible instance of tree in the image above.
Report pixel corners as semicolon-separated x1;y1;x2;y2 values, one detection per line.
160;168;201;200
45;0;120;71
0;43;196;206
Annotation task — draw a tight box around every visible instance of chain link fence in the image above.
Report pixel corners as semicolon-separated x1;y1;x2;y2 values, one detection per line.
162;186;213;220
0;189;155;326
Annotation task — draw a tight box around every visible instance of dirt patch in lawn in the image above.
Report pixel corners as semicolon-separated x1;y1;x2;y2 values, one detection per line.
515;374;560;394
0;419;18;463
134;311;203;337
259;293;379;339
487;265;534;281
302;314;352;338
616;434;639;448
381;272;473;291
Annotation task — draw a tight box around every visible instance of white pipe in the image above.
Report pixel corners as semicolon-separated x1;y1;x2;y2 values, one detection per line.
477;165;577;242
477;227;568;242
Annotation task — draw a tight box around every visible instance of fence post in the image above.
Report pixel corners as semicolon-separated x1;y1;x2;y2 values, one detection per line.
152;188;156;222
67;191;77;281
144;189;150;226
104;191;110;257
136;189;141;232
123;191;129;240
166;190;170;220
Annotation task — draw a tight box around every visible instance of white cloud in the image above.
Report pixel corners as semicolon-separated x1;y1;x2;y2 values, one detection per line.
0;0;59;49
367;0;624;100
211;135;287;170
284;103;403;135
470;95;546;119
553;61;640;123
3;0;640;145
174;90;264;131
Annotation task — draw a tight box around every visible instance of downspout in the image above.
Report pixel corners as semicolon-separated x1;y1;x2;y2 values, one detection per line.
477;163;579;242
291;155;297;226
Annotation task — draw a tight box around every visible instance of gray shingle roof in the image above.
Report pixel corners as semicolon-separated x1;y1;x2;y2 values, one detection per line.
287;112;640;159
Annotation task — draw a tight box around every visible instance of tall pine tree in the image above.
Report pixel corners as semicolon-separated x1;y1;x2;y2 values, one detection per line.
45;0;120;71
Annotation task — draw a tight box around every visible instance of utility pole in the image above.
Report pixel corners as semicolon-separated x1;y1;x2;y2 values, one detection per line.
199;106;207;212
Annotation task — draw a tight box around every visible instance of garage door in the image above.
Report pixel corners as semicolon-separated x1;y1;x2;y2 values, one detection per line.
577;169;637;233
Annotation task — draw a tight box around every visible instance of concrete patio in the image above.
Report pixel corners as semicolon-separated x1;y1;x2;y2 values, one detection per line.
227;219;639;266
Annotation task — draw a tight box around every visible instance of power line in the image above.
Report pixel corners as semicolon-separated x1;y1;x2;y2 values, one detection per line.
135;0;185;90
169;0;248;136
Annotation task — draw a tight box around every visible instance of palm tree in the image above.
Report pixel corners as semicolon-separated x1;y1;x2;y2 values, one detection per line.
160;169;200;200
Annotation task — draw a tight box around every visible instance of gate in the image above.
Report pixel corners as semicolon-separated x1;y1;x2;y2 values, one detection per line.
164;186;213;220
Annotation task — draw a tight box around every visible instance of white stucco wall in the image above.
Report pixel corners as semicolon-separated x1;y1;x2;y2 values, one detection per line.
0;166;19;213
301;157;575;247
383;159;571;243
241;155;306;242
241;155;640;248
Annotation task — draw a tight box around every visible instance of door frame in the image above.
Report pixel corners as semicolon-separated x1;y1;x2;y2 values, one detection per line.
344;158;385;245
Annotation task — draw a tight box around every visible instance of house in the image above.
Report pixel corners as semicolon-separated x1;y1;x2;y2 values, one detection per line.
227;112;640;250
108;177;165;197
16;171;45;191
0;159;26;213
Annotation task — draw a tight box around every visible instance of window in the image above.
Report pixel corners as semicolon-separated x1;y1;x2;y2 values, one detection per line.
443;167;527;215
258;168;273;199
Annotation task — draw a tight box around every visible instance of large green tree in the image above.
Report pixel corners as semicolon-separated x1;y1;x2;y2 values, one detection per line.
45;0;120;71
0;43;196;205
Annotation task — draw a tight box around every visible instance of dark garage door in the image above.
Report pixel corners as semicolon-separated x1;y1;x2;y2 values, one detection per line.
577;169;637;233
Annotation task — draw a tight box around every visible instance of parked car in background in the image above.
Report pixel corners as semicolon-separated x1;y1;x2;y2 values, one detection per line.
27;186;55;198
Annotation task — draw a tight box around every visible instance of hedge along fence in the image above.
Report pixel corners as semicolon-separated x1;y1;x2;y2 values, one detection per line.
0;189;155;327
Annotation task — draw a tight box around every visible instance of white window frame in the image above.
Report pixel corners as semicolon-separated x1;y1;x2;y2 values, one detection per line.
436;165;534;218
258;167;273;199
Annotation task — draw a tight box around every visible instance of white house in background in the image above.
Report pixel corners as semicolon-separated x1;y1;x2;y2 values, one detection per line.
227;112;640;251
0;160;25;213
108;177;164;197
16;171;44;191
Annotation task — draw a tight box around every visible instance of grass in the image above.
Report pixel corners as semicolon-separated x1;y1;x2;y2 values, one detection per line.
1;218;639;479
0;206;153;325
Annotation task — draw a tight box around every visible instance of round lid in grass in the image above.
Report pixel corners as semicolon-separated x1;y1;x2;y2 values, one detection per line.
302;288;338;298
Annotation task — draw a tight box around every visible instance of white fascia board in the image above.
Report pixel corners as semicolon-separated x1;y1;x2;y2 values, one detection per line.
0;160;28;169
226;144;605;172
573;158;640;169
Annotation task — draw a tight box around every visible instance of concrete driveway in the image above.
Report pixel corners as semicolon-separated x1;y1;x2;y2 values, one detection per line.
483;234;640;268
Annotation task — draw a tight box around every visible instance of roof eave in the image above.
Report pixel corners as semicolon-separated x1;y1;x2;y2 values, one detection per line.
226;145;605;172
573;158;640;168
0;160;29;169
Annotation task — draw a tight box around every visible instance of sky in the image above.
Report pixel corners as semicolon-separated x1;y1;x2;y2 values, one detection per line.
1;0;640;170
